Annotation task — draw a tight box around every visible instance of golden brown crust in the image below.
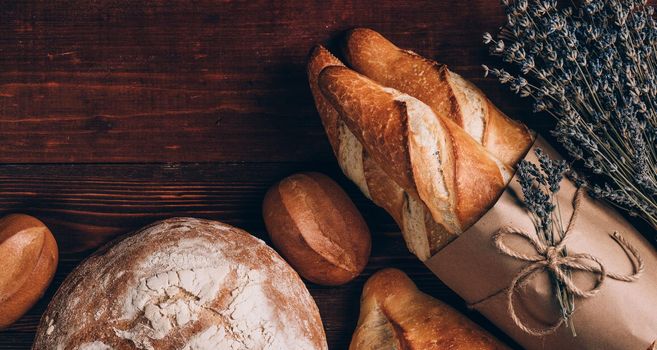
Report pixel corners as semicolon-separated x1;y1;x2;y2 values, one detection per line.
0;214;58;329
484;100;534;166
350;268;509;350
362;152;405;226
310;33;521;259
319;66;417;196
344;28;461;126
343;28;533;167
262;172;371;286
307;45;345;155
445;119;507;228
309;48;450;259
308;45;405;226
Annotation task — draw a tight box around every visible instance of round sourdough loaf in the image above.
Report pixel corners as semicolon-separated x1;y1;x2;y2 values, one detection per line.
33;217;327;350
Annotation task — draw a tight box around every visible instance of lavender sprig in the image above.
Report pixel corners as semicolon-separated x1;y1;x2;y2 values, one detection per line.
516;148;576;335
484;0;657;229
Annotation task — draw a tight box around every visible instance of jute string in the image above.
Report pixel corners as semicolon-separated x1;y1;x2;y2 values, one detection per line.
469;188;644;336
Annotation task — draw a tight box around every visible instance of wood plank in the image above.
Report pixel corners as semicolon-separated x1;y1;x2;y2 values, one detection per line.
0;162;399;252
0;0;540;163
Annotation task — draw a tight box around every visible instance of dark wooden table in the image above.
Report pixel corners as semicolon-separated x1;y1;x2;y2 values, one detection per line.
4;1;641;349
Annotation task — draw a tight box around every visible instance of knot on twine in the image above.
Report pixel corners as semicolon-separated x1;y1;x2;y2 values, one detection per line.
545;246;560;270
471;188;644;336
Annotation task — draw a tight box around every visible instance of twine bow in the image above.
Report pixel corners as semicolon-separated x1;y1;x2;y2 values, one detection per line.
472;189;644;336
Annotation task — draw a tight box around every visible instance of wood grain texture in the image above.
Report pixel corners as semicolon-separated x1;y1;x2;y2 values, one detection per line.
1;0;652;349
0;0;538;163
0;162;399;252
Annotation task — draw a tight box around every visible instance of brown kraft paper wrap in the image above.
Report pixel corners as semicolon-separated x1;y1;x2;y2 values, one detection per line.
425;136;657;350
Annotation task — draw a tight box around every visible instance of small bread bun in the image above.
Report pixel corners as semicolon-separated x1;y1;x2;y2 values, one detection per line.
0;214;58;329
263;172;371;286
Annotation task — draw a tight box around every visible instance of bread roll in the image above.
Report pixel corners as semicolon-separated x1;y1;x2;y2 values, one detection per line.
350;268;509;350
263;172;370;286
319;66;510;258
343;28;533;167
34;217;327;350
0;214;58;329
308;46;451;260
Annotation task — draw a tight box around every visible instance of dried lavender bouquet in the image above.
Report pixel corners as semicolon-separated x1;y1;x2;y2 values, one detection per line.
515;149;577;334
483;0;657;229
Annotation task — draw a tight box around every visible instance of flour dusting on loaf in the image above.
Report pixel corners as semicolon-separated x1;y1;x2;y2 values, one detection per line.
78;341;113;350
34;218;327;350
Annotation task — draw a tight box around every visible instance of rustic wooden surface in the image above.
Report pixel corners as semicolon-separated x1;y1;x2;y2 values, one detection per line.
3;1;651;349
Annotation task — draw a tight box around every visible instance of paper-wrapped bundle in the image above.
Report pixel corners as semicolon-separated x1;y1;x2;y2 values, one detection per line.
426;136;657;349
308;28;657;349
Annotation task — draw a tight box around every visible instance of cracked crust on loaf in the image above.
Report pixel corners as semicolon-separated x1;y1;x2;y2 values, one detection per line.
33;217;327;350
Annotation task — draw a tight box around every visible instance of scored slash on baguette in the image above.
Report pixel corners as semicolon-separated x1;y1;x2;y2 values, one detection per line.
319;66;418;196
343;28;533;167
318;66;509;252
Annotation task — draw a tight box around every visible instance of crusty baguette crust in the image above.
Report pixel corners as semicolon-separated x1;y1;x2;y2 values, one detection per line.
307;45;345;157
483;100;533;166
343;28;533;167
343;28;461;129
309;46;407;225
319;66;417;197
263;172;371;286
306;30;536;260
308;45;512;259
350;269;509;350
308;45;374;202
362;152;405;225
319;66;508;245
309;47;446;259
447;118;509;229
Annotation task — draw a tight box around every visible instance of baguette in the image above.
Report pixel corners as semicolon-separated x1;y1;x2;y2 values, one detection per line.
350;268;509;349
343;28;533;167
319;66;510;254
308;46;447;259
